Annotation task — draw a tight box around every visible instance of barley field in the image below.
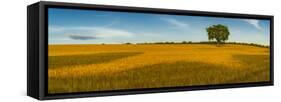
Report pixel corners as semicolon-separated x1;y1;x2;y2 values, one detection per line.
48;44;270;94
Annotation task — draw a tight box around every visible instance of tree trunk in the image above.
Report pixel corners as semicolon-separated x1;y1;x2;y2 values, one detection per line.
216;39;221;47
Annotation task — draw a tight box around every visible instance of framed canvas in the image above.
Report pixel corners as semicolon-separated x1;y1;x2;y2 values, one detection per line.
27;1;274;100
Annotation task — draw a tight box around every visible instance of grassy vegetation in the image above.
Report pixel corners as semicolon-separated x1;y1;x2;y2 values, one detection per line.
49;52;142;69
137;41;269;48
48;44;270;94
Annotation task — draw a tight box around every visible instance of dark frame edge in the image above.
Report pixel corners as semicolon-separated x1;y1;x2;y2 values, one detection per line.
270;16;274;86
39;1;273;19
27;1;40;100
42;82;273;100
39;1;47;100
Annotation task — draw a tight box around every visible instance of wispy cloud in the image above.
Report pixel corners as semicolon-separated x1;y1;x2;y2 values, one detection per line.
100;18;120;28
49;26;67;33
243;19;262;30
66;34;97;40
93;27;134;38
49;26;135;40
161;18;189;29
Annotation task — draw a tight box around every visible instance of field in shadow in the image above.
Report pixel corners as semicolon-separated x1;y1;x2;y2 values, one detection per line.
48;52;143;69
48;54;270;93
226;54;270;82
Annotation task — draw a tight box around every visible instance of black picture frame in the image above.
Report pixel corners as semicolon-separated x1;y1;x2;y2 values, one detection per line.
27;1;274;100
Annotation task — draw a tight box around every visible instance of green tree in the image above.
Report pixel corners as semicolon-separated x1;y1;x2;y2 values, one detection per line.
206;24;230;46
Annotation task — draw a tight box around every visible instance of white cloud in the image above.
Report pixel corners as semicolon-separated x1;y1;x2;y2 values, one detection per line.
243;19;262;30
161;18;189;28
49;26;134;39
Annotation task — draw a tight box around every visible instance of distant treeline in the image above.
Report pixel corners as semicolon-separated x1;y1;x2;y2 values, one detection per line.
121;41;269;48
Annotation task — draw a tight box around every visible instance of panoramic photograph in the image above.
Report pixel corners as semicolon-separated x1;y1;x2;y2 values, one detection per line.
48;8;270;94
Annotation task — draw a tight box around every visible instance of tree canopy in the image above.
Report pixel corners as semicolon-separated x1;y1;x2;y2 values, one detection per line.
206;24;230;46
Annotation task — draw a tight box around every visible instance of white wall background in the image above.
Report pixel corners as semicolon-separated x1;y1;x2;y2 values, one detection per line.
0;0;279;101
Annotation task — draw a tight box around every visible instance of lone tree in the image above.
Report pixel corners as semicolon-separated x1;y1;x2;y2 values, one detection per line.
206;24;230;46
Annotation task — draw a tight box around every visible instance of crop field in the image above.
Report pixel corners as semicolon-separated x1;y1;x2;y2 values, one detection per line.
48;44;270;94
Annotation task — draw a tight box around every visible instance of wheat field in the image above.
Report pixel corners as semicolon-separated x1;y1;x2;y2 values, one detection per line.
48;44;270;94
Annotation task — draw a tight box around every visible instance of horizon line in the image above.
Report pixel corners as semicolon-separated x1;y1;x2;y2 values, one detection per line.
48;41;270;46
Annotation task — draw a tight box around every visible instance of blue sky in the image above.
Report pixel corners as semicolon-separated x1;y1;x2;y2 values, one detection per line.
48;8;270;45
